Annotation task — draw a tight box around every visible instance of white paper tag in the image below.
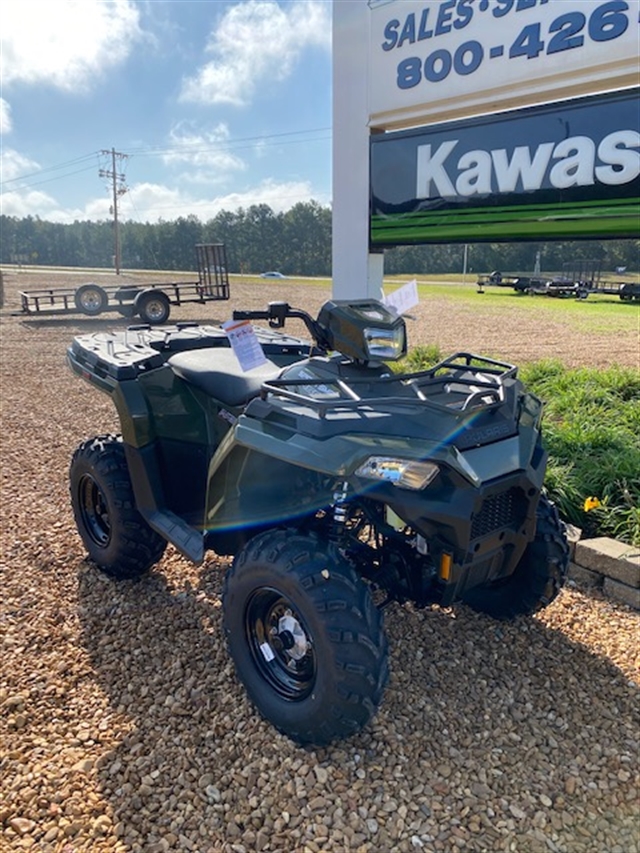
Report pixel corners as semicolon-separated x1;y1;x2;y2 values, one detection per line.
222;319;268;372
383;279;419;315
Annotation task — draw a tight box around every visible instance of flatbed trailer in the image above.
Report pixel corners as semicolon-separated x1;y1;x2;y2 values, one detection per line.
586;280;640;300
476;272;548;293
477;269;639;301
13;243;230;324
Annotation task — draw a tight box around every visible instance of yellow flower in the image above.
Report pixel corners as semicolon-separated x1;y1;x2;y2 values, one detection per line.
583;496;601;512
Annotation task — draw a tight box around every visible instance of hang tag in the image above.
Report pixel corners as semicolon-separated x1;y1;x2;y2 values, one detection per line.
222;319;268;371
383;279;419;315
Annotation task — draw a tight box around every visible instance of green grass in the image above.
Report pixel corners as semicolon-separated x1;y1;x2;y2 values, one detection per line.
520;361;640;546
382;277;640;335
398;348;640;546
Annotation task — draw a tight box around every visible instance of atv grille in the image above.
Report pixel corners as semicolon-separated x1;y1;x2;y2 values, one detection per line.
471;488;527;539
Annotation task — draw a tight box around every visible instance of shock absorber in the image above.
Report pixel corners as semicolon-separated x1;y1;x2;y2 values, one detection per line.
331;480;350;541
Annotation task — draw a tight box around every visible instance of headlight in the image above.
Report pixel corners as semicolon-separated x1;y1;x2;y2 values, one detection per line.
355;456;439;490
364;326;406;361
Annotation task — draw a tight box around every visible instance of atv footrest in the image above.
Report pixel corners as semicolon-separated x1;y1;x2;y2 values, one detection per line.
146;509;205;563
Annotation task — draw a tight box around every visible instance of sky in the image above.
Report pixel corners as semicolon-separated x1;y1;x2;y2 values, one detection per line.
0;0;333;224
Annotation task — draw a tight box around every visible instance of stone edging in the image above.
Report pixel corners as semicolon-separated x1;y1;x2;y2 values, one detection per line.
566;532;640;610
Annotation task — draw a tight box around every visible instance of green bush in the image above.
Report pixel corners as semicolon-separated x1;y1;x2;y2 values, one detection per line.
520;361;640;546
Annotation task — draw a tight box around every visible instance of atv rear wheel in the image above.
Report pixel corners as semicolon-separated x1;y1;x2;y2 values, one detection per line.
222;530;389;746
462;494;569;620
69;435;167;579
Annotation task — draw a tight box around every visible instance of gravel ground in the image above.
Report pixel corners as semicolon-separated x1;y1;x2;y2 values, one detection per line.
1;270;639;853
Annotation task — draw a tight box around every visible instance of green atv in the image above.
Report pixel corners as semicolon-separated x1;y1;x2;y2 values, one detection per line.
68;299;569;745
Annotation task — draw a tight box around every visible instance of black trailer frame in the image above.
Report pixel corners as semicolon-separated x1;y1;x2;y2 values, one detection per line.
14;243;231;324
476;264;639;302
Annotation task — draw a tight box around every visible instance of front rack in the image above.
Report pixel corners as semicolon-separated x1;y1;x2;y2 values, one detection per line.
260;352;517;419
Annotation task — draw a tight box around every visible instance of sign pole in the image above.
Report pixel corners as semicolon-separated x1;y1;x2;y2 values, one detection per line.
332;1;385;300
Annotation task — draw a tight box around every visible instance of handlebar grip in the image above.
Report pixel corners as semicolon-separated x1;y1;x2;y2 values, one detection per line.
232;310;271;321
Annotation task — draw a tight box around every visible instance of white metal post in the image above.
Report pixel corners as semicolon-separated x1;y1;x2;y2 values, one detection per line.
332;1;384;300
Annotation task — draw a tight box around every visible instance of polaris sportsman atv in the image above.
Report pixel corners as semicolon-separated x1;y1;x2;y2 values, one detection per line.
68;299;569;746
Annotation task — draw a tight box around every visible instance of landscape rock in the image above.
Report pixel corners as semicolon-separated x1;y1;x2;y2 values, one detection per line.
0;273;638;853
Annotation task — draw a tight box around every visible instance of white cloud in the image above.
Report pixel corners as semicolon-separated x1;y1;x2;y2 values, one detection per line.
1;147;42;183
117;178;320;222
2;171;322;224
0;188;69;220
204;178;319;215
1;0;143;93
162;123;247;183
180;0;331;107
0;100;13;134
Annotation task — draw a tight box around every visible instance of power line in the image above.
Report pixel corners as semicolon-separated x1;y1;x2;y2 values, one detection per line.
124;126;332;158
0;153;100;187
0;164;99;193
0;127;332;191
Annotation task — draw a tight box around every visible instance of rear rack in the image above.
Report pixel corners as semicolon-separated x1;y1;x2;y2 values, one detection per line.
67;323;315;387
261;353;517;419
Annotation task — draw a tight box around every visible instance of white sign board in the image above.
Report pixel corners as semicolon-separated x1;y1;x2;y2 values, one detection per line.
368;0;640;129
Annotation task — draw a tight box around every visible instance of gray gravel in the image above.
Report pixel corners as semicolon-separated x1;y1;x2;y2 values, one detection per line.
1;273;639;853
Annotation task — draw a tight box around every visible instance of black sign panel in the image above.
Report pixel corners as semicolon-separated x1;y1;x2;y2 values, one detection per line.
370;88;640;246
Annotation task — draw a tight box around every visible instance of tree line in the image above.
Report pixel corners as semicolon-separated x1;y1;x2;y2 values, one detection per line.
1;204;637;277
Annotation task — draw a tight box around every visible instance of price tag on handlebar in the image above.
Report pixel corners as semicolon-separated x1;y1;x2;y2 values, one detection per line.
222;319;268;372
383;279;419;316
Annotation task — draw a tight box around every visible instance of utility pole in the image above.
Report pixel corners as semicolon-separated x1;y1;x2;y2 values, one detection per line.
99;148;128;275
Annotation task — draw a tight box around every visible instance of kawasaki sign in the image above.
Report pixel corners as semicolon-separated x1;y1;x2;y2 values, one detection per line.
370;88;640;245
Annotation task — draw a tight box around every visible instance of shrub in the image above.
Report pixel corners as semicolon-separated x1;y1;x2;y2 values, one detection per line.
520;361;639;545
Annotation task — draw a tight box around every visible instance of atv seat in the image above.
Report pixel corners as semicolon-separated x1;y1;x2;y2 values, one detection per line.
168;347;281;407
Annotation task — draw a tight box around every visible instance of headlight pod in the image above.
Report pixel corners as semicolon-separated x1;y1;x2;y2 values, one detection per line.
355;456;439;490
364;326;406;361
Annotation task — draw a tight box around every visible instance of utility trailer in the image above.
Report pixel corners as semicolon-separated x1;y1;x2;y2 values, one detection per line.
563;259;640;301
14;243;230;324
477;271;580;297
475;271;548;293
477;264;639;301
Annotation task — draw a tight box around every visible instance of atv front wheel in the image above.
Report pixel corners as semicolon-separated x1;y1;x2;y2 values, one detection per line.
69;435;167;579
222;530;389;746
462;494;569;620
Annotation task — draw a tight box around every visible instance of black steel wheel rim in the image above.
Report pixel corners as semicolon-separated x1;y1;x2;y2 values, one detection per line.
245;587;316;701
78;474;111;547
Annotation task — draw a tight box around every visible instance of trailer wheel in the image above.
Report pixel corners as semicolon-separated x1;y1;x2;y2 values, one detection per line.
75;284;108;316
135;290;171;324
223;529;389;746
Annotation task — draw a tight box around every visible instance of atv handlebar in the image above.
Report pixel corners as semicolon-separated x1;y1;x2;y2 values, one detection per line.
233;302;327;349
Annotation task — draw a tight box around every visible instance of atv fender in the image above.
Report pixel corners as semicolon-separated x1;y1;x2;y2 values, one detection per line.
112;379;206;563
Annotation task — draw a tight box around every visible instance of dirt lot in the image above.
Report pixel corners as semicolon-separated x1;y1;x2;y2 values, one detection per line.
1;269;639;853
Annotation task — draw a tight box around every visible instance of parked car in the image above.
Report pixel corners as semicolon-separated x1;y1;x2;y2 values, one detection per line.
260;271;286;278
